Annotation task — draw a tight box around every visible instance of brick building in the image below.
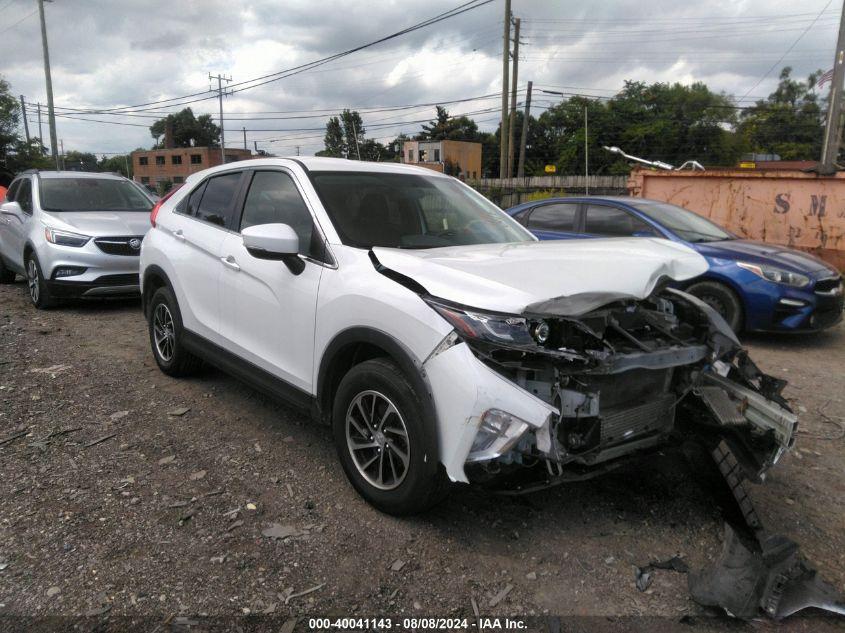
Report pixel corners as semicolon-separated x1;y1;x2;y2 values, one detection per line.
400;140;482;180
131;147;252;190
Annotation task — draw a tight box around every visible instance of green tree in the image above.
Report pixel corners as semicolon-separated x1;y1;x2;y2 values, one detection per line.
149;108;221;148
317;110;373;160
737;67;824;160
417;106;482;141
98;154;132;178
62;150;98;171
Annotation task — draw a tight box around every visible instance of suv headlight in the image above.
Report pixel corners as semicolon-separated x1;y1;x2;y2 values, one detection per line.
424;298;539;346
44;227;90;247
737;262;810;288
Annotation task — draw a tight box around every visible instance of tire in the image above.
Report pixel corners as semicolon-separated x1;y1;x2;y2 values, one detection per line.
686;280;743;333
0;257;16;284
148;286;202;377
332;358;449;515
25;253;58;309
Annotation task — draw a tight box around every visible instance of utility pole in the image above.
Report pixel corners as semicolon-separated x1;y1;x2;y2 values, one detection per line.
242;127;247;150
209;73;232;165
350;119;362;160
295;145;301;156
820;0;845;174
506;17;520;179
19;96;30;143
584;106;589;195
254;140;259;153
37;103;44;150
38;0;59;169
499;0;511;179
517;81;532;178
59;139;64;171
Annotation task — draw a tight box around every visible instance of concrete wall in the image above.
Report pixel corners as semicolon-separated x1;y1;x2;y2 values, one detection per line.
628;168;845;271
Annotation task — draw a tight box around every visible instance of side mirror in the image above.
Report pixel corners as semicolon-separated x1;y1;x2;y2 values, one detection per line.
242;223;304;275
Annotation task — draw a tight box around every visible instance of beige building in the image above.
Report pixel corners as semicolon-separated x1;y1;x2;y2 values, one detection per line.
132;147;252;190
401;140;482;180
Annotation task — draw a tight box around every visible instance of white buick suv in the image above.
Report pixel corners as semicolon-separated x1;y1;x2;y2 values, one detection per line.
140;157;796;515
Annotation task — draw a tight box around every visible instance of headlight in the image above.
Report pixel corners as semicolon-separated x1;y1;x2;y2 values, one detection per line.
44;227;90;247
424;298;536;346
737;262;810;288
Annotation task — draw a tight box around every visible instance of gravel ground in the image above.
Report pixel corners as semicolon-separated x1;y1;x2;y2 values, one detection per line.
0;280;843;632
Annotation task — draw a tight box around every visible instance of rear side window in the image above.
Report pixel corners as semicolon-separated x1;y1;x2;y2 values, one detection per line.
528;203;578;232
240;171;315;255
5;179;21;202
17;179;33;214
193;172;242;229
584;204;654;237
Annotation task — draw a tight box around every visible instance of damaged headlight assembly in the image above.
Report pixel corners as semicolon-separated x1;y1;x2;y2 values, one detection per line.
423;298;549;347
467;409;531;463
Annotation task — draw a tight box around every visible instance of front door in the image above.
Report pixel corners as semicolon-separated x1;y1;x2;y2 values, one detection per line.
219;169;325;393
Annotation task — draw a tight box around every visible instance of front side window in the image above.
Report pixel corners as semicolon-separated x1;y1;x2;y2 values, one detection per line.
17;179;33;213
5;179;21;202
311;171;532;249
240;171;315;256
39;178;153;212
528;203;577;232
584;204;655;237
194;172;242;228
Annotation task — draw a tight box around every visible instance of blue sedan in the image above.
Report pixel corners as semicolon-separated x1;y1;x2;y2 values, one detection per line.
506;196;844;333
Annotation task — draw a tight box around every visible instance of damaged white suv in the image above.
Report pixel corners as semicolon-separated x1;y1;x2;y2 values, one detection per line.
140;158;797;515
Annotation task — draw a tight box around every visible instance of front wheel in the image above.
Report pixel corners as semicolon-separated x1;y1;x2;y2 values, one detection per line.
686;280;743;333
332;358;448;515
26;254;57;309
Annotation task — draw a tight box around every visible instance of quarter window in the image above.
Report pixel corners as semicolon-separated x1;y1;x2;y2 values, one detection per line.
240;171;315;256
16;179;33;214
584;204;654;237
194;172;242;228
528;203;578;232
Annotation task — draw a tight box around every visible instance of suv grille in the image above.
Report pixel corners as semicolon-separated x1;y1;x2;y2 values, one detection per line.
815;276;842;294
94;236;144;256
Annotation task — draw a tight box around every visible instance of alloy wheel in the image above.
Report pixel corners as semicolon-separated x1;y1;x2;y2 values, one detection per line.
152;303;175;362
345;390;410;491
700;294;727;318
27;259;39;303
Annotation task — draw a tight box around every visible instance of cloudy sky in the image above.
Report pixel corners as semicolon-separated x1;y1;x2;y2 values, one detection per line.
0;0;839;157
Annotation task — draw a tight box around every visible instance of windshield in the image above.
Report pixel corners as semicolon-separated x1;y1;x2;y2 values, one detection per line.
310;171;532;249
629;201;734;243
39;178;154;212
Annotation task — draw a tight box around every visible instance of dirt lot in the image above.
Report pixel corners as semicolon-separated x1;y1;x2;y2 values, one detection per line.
0;280;843;632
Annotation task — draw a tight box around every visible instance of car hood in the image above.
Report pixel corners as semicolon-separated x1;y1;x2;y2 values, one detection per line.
41;211;152;237
695;239;835;275
372;238;708;315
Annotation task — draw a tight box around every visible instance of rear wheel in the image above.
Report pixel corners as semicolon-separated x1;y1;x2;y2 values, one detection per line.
148;286;202;376
332;358;448;515
687;280;743;333
25;254;57;309
0;257;16;284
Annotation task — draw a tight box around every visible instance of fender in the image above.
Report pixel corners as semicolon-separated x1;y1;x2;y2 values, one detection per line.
141;264;177;318
317;326;441;468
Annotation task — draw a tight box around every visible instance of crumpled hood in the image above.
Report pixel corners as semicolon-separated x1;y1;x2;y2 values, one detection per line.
373;238;708;315
40;211;152;237
696;239;835;275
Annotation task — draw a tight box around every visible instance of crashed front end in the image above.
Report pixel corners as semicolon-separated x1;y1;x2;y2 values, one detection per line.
422;287;797;489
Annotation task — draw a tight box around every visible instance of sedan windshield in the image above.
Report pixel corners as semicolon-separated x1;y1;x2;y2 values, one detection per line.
40;178;154;212
310;171;532;249
629;200;734;243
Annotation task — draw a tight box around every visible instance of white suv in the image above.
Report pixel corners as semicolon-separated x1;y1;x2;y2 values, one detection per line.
140;157;796;515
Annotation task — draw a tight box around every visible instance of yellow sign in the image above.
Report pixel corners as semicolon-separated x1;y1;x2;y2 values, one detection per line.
544;165;557;173
739;161;756;169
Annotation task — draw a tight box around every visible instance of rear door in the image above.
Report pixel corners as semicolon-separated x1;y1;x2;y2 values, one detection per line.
218;168;326;393
167;170;245;343
525;201;582;240
581;203;660;238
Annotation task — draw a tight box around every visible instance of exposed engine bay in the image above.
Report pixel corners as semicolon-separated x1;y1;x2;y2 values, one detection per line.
424;286;797;489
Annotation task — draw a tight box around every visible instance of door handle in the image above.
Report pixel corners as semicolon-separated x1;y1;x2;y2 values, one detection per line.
173;229;186;242
220;255;240;272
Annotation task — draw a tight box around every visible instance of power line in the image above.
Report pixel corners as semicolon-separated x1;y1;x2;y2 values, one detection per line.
738;0;835;103
0;7;36;35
